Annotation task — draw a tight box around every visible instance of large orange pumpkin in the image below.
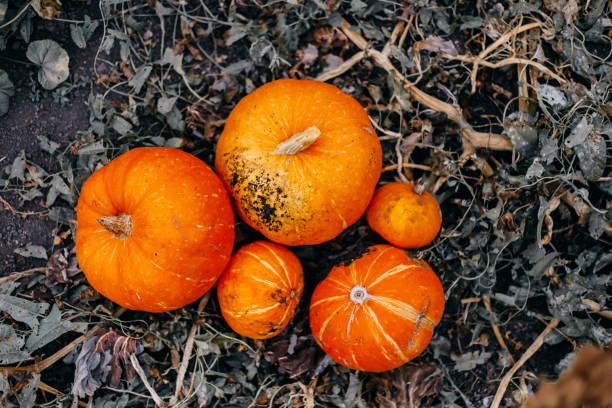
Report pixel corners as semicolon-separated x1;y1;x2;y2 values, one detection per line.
309;244;444;372
366;183;442;248
215;79;382;246
217;241;304;339
75;147;234;312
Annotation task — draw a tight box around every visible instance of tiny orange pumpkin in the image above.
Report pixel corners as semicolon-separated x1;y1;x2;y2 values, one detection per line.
309;244;444;372
366;182;442;248
217;241;304;339
215;79;382;246
75;147;234;312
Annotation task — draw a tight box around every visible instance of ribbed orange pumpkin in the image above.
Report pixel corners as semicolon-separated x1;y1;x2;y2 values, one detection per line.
215;79;382;246
75;147;234;312
309;244;444;372
366;183;442;248
217;241;304;339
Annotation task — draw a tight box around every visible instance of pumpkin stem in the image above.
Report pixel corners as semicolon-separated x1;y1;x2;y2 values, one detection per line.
349;285;369;304
272;126;321;155
97;213;132;239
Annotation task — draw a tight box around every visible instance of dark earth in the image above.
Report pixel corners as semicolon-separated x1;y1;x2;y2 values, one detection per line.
0;3;100;274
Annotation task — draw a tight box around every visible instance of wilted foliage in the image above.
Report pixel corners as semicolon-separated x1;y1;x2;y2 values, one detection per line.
0;0;610;406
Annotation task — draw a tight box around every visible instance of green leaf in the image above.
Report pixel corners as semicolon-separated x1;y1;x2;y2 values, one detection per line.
0;69;14;117
0;295;49;331
26;39;70;90
26;304;75;352
14;244;48;260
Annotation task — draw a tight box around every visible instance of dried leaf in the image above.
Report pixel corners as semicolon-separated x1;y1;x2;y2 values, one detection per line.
536;85;570;110
111;116;133;135
374;362;443;408
19;374;40;407
14;244;48;259
157;95;178;115
31;0;61;19
70;23;86;48
26;39;69;90
451;350;492;371
166;107;186;132
0;324;30;364
296;44;318;68
128;65;151;94
0;69;14;117
0;295;49;331
26;304;75;352
67;330;143;398
414;36;459;56
574;130;606;180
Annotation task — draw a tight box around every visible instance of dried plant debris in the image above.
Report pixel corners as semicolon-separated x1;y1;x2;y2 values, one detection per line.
0;0;611;406
526;346;612;408
372;362;443;408
64;329;143;398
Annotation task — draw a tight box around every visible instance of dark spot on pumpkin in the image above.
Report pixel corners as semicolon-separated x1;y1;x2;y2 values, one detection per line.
155;252;158;256
224;153;292;232
279;296;288;305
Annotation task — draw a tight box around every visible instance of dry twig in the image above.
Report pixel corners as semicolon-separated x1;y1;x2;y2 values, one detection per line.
483;296;515;365
131;354;166;407
336;20;513;151
171;292;211;405
0;267;47;284
491;318;560;408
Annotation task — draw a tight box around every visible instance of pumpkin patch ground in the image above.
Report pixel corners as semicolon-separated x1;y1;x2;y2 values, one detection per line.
0;1;611;407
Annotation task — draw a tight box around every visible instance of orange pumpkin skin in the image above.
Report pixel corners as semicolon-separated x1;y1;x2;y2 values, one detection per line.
75;147;235;313
309;244;444;372
217;241;304;339
366;183;442;249
215;79;382;246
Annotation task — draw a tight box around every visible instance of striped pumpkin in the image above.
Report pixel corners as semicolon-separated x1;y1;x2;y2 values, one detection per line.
217;241;304;339
309;244;444;372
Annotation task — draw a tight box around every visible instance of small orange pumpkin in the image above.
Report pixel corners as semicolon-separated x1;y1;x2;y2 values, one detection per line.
309;244;444;372
217;241;304;339
75;147;235;312
366;183;442;248
215;79;382;246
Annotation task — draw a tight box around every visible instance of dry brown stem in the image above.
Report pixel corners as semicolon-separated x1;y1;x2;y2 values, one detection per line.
468;21;543;94
0;267;47;284
315;50;365;82
131;354;166;407
483;296;515;365
0;194;46;218
491;318;560;408
442;55;567;88
171;292;211;405
337;20;513;151
39;381;88;408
